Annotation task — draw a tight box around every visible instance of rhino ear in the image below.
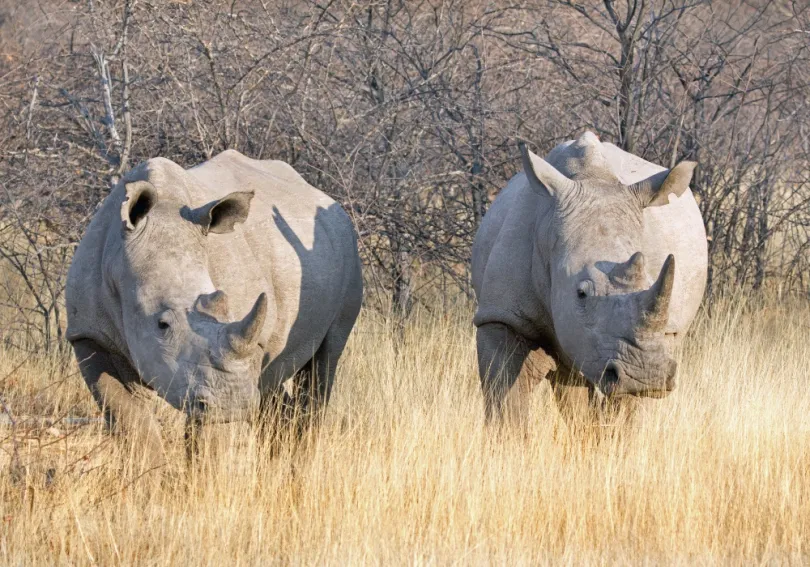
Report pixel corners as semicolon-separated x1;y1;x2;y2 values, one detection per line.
193;191;254;235
633;161;697;208
519;142;576;199
122;181;158;231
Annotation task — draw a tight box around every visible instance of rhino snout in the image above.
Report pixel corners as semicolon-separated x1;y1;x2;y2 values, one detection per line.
599;358;677;398
187;384;260;424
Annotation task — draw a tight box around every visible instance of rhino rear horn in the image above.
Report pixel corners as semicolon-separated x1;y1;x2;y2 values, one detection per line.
610;251;647;287
632;161;697;207
195;290;230;320
223;293;267;357
640;255;675;331
519;142;576;199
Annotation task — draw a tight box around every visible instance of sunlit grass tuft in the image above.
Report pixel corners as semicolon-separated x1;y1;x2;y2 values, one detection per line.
1;295;809;564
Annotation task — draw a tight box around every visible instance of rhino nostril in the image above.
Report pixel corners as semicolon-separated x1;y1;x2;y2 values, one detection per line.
666;360;678;389
194;398;208;414
602;364;621;395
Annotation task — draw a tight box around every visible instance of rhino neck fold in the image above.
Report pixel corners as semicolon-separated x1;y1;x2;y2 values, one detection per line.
528;201;558;342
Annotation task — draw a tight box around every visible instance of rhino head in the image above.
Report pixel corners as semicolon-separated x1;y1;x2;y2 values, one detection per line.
116;173;266;423
520;133;697;398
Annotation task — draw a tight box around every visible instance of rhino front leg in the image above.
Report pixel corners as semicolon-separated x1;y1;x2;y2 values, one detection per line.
550;368;641;430
502;348;557;424
550;379;594;429
72;339;166;467
476;323;530;421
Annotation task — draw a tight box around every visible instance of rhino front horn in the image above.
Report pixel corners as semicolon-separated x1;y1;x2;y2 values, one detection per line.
642;255;675;331
224;293;267;357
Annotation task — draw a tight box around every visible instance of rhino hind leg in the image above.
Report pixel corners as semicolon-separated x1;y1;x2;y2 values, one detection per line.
72;339;168;468
260;316;355;445
476;322;531;421
293;322;351;434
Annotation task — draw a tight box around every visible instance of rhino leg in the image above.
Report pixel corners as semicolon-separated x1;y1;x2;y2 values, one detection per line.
476;323;530;421
503;348;557;424
550;380;594;430
260;319;353;443
72;339;167;467
293;320;352;433
550;368;640;430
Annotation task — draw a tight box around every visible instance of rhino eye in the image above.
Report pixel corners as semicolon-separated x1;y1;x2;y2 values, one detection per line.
576;280;595;299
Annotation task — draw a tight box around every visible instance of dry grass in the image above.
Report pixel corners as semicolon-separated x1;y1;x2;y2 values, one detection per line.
1;295;809;564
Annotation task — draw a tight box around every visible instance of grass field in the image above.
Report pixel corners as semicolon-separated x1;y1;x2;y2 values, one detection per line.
1;295;809;564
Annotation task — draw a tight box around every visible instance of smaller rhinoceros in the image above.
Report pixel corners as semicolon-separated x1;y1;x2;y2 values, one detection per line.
66;150;362;455
472;132;707;419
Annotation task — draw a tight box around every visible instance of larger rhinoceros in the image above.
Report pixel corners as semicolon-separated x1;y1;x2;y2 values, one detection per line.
66;150;362;448
472;132;707;419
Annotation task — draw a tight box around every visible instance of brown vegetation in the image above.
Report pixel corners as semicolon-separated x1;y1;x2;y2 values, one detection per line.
1;2;809;563
2;295;809;563
1;0;809;336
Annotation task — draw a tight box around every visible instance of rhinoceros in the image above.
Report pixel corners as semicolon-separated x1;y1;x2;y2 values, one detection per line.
472;132;707;419
66;150;362;449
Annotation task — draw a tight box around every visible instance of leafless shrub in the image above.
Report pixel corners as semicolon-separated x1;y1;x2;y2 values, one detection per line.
0;0;808;347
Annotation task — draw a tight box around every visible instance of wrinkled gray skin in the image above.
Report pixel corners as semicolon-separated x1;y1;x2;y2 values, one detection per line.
66;150;362;444
472;132;707;419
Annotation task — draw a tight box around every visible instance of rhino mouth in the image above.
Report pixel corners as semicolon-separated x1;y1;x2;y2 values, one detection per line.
598;362;675;399
186;399;258;425
182;380;261;425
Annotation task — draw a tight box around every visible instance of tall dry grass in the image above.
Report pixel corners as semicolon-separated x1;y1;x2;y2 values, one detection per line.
1;295;809;564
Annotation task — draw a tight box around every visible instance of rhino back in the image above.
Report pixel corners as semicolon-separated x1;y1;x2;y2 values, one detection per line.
65;182;129;353
472;173;555;341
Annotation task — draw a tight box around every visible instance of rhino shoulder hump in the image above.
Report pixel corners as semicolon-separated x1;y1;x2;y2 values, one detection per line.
65;198;126;352
472;175;552;339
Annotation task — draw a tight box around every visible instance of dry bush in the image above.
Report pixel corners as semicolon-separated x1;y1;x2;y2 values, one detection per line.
1;0;809;332
1;3;809;561
1;296;809;564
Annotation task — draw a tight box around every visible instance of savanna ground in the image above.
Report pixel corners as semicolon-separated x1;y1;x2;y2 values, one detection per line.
1;295;809;565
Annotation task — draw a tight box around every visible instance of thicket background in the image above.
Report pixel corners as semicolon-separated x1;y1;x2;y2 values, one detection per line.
1;0;809;351
2;5;810;562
